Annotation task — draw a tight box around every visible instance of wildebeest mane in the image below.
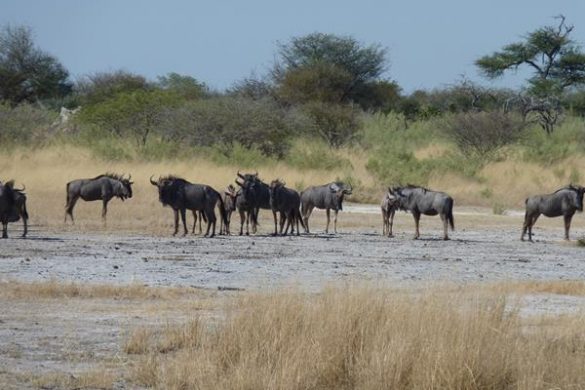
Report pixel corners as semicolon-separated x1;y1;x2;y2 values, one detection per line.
90;172;126;181
160;175;191;185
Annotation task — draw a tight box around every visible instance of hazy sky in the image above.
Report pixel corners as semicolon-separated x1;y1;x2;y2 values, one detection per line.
2;0;585;93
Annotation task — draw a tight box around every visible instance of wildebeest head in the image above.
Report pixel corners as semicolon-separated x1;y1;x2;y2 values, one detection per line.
224;184;238;211
329;182;352;210
568;184;585;212
150;175;184;206
119;174;133;200
269;179;286;201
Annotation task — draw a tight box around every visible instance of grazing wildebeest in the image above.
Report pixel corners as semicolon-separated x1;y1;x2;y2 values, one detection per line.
521;184;585;242
220;184;238;235
300;182;352;234
391;185;454;240
269;179;305;236
150;175;227;237
65;173;133;223
234;172;274;235
381;189;398;237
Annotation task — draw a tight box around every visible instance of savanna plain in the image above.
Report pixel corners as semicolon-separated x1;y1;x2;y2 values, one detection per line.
1;147;585;389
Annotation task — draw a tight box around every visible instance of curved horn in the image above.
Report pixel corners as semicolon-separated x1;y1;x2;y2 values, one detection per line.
235;179;244;187
150;175;158;186
237;170;245;180
127;174;132;181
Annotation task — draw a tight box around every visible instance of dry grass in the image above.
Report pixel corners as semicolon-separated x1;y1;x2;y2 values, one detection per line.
489;280;585;296
28;369;118;389
0;280;202;300
127;285;585;390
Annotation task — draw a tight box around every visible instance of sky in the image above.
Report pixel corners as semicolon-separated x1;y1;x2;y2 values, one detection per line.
2;0;585;93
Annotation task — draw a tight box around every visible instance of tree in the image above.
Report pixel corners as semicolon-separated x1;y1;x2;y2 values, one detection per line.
273;33;391;110
157;72;207;100
0;25;72;105
76;70;150;106
476;16;585;97
476;16;585;133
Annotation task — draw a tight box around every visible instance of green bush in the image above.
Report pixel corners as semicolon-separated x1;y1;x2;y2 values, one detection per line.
521;118;585;164
0;103;57;147
285;140;352;171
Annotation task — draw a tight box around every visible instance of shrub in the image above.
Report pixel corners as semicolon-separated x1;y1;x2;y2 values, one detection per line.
0;102;57;147
441;111;525;160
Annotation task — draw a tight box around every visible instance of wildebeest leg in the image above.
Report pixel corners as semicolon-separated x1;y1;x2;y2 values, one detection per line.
238;209;245;236
279;212;287;235
528;214;539;242
333;210;339;233
521;212;530;241
192;211;198;234
272;210;279;236
101;199;109;223
64;195;79;224
21;214;28;238
441;213;450;240
564;213;574;241
382;209;388;236
412;211;421;239
180;209;188;236
173;210;179;236
294;210;300;236
204;209;216;238
302;206;313;233
388;209;395;237
325;208;331;234
1;221;7;238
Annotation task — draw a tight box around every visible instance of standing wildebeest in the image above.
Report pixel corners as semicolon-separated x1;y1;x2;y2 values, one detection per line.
150;175;227;238
300;182;352;234
391;185;454;240
65;173;133;223
0;180;27;238
234;172;274;235
521;184;585;242
269;179;304;236
219;184;238;235
381;189;398;237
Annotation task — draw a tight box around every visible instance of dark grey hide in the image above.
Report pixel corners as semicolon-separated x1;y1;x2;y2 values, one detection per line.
65;173;133;223
391;185;454;240
381;189;397;237
235;172;274;235
150;176;227;238
0;181;16;238
521;184;585;241
269;180;305;236
300;182;352;234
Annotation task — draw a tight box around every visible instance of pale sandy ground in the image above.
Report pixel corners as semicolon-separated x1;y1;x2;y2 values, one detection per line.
1;205;585;388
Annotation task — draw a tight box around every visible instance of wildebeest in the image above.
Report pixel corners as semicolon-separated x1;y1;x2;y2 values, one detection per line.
235;172;274;235
65;173;133;223
381;189;398;237
150;175;227;237
391;185;454;240
300;182;352;234
521;184;585;242
269;179;305;236
219;184;238;235
0;180;28;238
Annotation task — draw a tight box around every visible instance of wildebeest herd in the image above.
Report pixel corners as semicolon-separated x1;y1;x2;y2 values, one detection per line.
1;173;584;242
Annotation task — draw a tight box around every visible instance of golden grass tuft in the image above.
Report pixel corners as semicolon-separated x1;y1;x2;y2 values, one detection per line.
29;369;118;389
0;280;200;300
127;286;585;389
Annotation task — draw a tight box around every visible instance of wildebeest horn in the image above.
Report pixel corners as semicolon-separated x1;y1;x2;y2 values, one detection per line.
149;175;158;186
237;170;245;180
235;179;244;187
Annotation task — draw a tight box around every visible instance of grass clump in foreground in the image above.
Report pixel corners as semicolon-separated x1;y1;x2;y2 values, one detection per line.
127;286;585;389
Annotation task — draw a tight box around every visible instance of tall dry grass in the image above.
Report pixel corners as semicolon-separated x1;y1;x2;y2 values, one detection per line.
127;286;585;389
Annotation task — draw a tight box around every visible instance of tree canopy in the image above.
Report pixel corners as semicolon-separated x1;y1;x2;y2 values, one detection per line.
0;25;72;105
273;33;394;110
476;16;585;97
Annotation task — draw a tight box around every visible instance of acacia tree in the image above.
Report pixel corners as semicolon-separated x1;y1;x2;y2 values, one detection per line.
274;33;393;108
0;25;72;105
476;16;585;133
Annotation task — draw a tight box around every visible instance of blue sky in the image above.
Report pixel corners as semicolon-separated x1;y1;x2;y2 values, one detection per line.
2;0;584;93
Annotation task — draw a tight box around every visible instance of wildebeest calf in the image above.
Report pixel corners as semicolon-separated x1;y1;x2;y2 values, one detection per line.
381;189;397;237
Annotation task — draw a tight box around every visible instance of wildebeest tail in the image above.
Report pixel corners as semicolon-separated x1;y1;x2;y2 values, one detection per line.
297;208;306;231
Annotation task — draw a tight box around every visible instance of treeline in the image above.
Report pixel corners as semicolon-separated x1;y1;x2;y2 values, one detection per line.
2;20;585;185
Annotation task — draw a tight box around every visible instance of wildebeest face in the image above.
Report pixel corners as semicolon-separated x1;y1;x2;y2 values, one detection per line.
121;179;133;199
575;186;585;212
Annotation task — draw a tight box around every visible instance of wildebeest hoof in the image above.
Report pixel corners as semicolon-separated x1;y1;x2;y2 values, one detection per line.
443;237;450;241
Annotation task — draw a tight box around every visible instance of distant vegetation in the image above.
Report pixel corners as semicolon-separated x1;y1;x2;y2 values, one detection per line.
2;19;585;203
